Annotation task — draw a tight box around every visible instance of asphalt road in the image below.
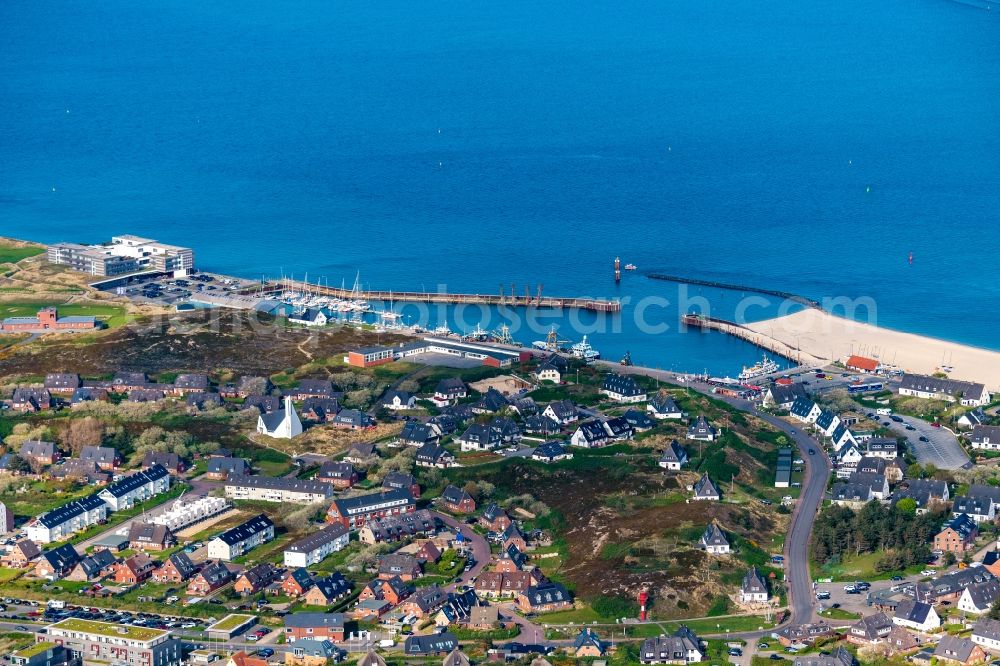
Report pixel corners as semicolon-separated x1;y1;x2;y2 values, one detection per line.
606;364;832;628
885;415;969;470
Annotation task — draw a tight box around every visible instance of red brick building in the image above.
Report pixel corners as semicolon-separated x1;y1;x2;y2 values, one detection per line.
347;346;395;369
0;307;99;333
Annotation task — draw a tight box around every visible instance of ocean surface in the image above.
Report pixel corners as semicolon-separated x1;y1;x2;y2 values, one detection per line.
2;0;999;375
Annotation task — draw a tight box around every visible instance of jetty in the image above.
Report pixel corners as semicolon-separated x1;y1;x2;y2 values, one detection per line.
648;273;822;309
241;280;622;313
682;313;826;366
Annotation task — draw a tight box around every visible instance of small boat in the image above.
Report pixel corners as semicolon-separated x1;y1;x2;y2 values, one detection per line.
570;335;601;363
432;324;452;336
624;263;637;271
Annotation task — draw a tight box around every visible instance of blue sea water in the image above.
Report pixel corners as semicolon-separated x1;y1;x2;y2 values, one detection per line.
1;0;998;375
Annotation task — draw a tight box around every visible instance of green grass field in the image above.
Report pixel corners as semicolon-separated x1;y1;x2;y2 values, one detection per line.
0;301;130;328
0;245;44;265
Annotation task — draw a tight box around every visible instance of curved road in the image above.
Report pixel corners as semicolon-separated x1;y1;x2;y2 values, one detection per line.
603;364;832;627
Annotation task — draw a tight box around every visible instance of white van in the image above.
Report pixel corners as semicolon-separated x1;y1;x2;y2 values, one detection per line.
876;408;892;415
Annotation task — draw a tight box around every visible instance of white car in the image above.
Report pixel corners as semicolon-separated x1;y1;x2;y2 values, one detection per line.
920;569;936;576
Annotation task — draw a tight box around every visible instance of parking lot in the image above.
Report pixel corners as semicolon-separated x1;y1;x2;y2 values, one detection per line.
99;271;259;308
882;414;970;470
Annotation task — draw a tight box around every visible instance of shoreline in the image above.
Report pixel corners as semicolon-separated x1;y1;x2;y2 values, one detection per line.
744;308;1000;391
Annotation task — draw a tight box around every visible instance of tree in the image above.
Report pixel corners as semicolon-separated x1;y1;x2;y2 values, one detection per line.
3;454;31;475
896;498;917;516
943;551;957;566
61;417;104;455
989;597;1000;621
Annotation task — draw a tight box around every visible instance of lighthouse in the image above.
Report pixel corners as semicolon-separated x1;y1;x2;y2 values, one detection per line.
638;588;649;621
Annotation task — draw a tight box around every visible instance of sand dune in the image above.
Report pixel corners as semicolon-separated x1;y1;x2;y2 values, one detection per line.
745;309;1000;391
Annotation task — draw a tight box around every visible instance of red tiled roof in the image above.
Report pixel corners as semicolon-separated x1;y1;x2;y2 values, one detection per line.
846;355;878;372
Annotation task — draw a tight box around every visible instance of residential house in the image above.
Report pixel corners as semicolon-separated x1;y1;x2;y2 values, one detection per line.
316;462;359;490
332;409;375;430
326;488;415;528
303;573;352;607
648;394;684;420
358;509;437;545
225;475;334;505
402;633;459;657
300;397;340;422
574;628;608;658
34;544;82;580
475;571;542;599
740;567;769;603
934;636;987;666
971;618;1000;654
534;356;565;384
11;388;52;413
894;479;950;512
284;613;345;644
2;539;41;568
98;464;171;511
44;373;81;394
19;440;58;466
243;395;281;414
234;562;279;595
381;390;416;411
971;426;1000;451
518;582;572;613
639;626;704;664
456;423;501;452
142;451;185;475
128;388;165;403
66;549;117;582
934;514;978;553
206;456;247;480
286;639;341;666
789;398;822;424
172;374;209;395
396;584;449;620
27;494;109;543
700;523;730;555
481;503;512;532
686;416;717;442
186;392;223;411
378;553;422;581
79;446;119;470
207;514;275;561
866;438;899;459
70;387;108;408
792;648;856;666
441;485;476;514
111;553;156;586
893;599;941;632
344;442;377;464
152;552;197;583
280;567;315;597
523;415;561;437
398;422;441;448
570;420;612;448
692;474;720;501
658;440;688;470
415;443;456;468
128;522;175;551
284;524;350;568
762;383;808;410
815;410;841;438
958;578;1000;615
186;561;234;595
433;378;467;405
531;441;573;463
958;410;987;429
601;374;647;403
471;388;509;414
542;400;578;425
288;379;336;400
899;374;990;407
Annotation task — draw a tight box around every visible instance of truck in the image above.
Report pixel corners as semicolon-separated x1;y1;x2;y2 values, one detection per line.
46;599;66;610
876;407;892;416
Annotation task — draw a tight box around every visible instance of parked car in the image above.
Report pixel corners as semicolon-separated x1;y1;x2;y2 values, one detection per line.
919;436;929;442
729;648;743;657
816;591;831;600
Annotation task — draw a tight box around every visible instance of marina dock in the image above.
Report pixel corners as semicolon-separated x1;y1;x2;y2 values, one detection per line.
682;313;826;366
241;280;622;313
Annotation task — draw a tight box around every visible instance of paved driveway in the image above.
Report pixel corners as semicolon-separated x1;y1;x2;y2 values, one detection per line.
885;415;969;470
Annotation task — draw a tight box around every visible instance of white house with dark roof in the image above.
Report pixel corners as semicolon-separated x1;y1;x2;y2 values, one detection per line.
433;378;467;405
972;618;1000;653
647;394;683;420
601;374;647;404
814;410;841;438
571;420;612;448
686;416;717;442
700;523;730;554
958;409;987;429
866;438;899;459
832;423;858;452
971;426;1000;451
892;599;940;632
958;578;1000;615
740;567;769;603
658;440;688;471
382;390;416;411
207;514;275;561
762;383;808;410
692;474;720;501
899;373;990;407
542;400;578;425
257;396;303;439
790;398;822;424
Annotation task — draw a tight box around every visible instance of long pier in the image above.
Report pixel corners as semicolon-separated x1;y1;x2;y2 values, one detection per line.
682;314;827;366
241;280;622;313
647;273;822;309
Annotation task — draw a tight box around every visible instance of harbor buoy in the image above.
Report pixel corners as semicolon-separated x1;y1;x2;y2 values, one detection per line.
865;186;871;193
909;251;913;264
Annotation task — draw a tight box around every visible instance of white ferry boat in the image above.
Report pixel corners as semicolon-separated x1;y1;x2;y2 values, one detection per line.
738;355;779;381
570;335;600;363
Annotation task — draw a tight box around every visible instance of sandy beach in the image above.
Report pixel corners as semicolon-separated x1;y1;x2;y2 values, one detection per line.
745;309;1000;391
